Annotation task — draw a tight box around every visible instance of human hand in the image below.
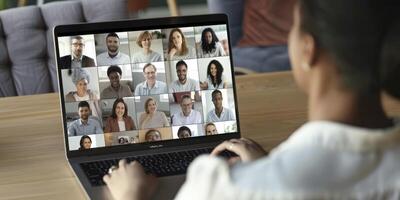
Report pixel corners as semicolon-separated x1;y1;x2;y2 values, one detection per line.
211;138;267;164
199;81;208;90
169;48;177;59
103;159;158;200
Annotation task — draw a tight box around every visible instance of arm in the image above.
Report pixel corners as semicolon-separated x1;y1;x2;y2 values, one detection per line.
104;118;112;133
161;112;170;127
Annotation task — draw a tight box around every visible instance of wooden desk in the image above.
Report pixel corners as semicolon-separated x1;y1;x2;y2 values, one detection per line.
1;71;399;199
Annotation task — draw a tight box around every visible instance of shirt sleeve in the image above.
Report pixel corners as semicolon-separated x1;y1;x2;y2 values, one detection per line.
174;155;236;200
68;123;76;136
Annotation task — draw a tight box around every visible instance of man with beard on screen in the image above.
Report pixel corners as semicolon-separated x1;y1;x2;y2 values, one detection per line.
97;32;130;66
169;60;200;93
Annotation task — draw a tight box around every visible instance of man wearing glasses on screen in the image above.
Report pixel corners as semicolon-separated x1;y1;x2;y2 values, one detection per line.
60;35;95;69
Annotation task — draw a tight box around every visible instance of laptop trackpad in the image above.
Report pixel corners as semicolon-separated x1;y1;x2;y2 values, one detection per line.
153;175;186;200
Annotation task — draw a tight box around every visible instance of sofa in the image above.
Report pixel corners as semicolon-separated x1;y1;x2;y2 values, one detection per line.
0;0;135;97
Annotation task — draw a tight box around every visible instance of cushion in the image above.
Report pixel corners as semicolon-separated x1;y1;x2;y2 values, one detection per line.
0;6;51;95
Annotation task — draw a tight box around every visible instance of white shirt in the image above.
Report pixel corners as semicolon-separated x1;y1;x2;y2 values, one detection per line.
169;78;200;93
172;109;202;126
206;75;226;90
132;51;162;63
118;120;126;132
196;42;226;58
175;120;400;200
134;80;168;96
96;51;130;66
206;107;235;122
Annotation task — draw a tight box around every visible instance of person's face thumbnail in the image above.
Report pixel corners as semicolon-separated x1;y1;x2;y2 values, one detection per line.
180;98;192;116
178;130;191;138
212;93;223;110
143;65;156;84
78;106;90;121
83;138;92;149
106;36;120;53
115;102;125;119
146;131;161;142
176;64;187;83
71;38;84;58
210;64;217;77
206;125;218;135
108;71;121;88
172;31;183;48
205;31;213;44
76;79;88;94
141;36;152;50
147;100;157;114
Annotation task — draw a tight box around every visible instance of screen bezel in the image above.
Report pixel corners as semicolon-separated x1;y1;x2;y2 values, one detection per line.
53;14;241;158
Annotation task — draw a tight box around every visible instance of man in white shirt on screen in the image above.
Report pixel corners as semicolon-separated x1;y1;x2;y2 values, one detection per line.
96;32;130;66
169;60;200;93
172;94;202;125
206;89;235;122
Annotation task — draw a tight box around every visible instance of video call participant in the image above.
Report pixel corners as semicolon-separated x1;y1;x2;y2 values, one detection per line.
78;135;92;150
65;68;98;101
206;89;235;122
172;95;202;126
167;28;196;60
60;35;95;69
134;63;167;96
96;32;130;66
177;126;192;138
197;27;226;58
101;65;133;99
169;60;200;93
118;137;129;145
204;122;218;136
144;129;162;142
132;31;162;63
200;60;228;90
104;98;136;133
68;101;103;136
138;97;170;129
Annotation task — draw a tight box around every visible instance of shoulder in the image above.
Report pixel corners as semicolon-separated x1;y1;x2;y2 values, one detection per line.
97;52;106;58
60;55;70;60
83;55;94;61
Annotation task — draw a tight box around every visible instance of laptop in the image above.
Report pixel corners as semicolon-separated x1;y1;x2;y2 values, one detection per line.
53;14;240;200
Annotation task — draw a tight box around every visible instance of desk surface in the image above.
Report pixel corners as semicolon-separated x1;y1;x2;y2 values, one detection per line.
1;71;399;199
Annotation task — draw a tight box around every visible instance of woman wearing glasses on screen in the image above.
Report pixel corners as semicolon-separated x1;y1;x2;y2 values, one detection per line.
197;27;226;58
200;59;227;90
103;1;400;199
138;97;169;129
104;98;136;133
167;28;196;60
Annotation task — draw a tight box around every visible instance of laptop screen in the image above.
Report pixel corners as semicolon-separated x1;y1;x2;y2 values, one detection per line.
54;15;240;153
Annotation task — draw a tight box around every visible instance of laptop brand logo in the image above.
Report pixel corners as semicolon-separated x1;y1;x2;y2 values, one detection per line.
149;144;164;148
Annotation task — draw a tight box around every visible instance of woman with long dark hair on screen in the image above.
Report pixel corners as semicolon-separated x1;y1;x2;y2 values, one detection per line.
167;28;196;60
197;27;225;58
78;135;92;150
103;1;400;199
200;59;227;90
104;98;136;133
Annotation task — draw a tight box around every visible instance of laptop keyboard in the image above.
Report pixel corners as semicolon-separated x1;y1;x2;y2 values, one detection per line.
80;147;236;186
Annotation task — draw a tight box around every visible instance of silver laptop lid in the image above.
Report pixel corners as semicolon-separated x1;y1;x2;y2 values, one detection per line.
53;14;241;158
